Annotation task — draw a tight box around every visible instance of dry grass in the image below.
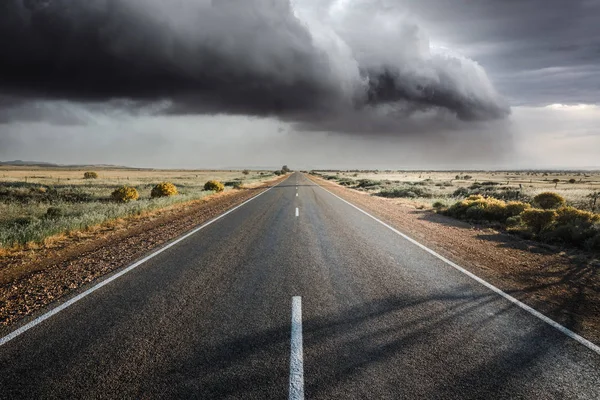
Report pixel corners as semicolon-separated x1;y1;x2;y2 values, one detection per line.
0;167;276;250
316;170;600;210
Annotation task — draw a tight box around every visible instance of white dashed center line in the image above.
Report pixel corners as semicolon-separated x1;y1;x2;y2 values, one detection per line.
289;296;304;400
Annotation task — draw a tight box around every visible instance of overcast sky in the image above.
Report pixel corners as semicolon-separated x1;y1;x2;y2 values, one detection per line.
1;0;599;169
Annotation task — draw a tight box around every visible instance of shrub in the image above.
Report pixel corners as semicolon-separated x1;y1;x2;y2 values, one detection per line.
555;206;600;226
432;201;445;209
533;192;565;209
337;178;354;186
151;182;178;198
539;208;599;247
521;209;556;233
505;201;531;218
242;169;250;175
232;181;244;189
204;180;225;192
506;215;522;227
376;186;432;198
274;170;282;176
45;206;64;219
453;187;469;197
467;194;484;201
445;196;509;222
13;216;37;226
585;233;600;251
83;171;98;179
356;179;382;189
568;178;576;184
111;186;139;202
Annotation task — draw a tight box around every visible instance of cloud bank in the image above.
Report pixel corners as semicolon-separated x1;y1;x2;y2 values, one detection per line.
0;0;509;131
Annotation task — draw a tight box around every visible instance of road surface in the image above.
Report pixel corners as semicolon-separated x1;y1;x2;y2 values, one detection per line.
1;172;599;399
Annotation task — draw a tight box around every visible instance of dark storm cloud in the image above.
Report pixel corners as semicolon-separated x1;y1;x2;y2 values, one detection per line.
0;0;509;131
391;0;600;105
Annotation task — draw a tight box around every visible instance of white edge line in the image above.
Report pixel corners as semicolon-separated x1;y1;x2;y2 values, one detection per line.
289;296;304;400
313;177;600;356
0;177;287;347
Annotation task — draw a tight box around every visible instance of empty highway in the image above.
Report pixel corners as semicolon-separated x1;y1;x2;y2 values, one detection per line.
1;172;599;399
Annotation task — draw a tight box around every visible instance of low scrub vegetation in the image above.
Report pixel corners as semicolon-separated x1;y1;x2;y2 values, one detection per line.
0;169;275;249
83;171;98;179
532;192;566;209
376;186;432;198
204;180;225;192
311;170;600;252
151;182;178;198
111;186;139;203
442;194;599;251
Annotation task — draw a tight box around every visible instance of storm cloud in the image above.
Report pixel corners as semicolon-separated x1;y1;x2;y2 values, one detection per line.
0;0;509;130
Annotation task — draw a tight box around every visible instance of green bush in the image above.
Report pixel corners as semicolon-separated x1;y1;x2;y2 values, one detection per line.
505;201;531;218
356;179;382;189
111;186;139;203
585;233;600;251
337;178;355;186
533;192;565;209
521;209;556;233
452;187;469;197
232;181;244;189
13;216;37;226
45;206;64;219
151;182;178;198
555;206;600;226
376;186;432;198
83;171;98;179
445;196;509;222
540;207;600;246
432;201;445;209
204;180;225;192
506;215;522;227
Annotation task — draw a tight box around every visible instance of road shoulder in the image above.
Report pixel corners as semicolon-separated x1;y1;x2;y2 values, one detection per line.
0;175;287;329
308;174;600;345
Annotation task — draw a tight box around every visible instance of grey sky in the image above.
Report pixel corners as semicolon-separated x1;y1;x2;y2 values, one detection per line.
0;0;599;169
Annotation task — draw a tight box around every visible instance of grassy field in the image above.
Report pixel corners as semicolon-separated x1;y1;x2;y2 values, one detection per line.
314;170;600;211
313;170;600;252
0;167;276;249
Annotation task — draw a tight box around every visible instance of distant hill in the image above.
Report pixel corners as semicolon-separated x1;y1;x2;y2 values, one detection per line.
0;160;131;168
0;160;60;167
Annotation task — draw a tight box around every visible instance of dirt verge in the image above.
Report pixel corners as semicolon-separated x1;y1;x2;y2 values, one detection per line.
0;176;287;327
309;175;600;345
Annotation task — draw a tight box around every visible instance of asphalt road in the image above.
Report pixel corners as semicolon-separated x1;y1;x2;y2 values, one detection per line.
1;172;599;399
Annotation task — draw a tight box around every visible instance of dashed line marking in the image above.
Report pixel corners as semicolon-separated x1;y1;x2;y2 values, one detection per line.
289;296;304;400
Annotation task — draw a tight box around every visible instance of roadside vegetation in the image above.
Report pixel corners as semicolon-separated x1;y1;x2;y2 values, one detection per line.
0;168;277;250
312;170;600;252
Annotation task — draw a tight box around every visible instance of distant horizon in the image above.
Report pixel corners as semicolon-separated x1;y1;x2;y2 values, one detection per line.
2;159;599;172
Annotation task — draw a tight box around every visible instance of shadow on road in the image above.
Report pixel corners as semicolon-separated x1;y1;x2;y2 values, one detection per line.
162;291;586;399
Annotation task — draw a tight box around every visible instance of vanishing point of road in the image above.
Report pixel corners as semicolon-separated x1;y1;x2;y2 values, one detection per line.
1;172;599;399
